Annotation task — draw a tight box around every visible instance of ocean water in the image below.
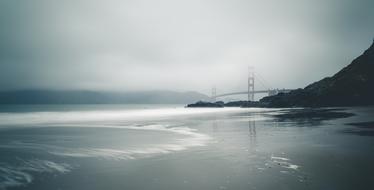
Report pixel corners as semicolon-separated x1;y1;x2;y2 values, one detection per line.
0;105;373;190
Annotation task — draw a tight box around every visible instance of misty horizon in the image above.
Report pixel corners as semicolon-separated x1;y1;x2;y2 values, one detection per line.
1;0;373;95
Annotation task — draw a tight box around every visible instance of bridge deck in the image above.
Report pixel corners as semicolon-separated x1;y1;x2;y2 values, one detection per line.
212;89;293;98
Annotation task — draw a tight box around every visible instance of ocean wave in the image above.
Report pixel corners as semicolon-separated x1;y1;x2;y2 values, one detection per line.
0;124;211;188
0;124;211;161
50;124;211;160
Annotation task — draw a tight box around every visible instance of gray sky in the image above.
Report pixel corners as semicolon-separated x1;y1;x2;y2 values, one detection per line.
0;0;373;94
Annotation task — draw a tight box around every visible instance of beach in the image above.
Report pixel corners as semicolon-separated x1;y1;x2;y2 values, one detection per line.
0;105;373;190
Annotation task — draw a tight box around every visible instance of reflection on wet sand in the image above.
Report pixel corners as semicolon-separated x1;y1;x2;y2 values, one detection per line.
248;117;257;150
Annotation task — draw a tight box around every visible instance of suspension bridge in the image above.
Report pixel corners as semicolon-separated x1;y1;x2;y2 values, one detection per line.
211;67;294;101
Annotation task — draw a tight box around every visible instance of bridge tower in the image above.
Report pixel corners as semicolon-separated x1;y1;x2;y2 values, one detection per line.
211;87;217;102
248;67;255;101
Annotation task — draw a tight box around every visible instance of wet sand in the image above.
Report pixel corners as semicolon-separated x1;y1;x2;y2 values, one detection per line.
0;105;373;190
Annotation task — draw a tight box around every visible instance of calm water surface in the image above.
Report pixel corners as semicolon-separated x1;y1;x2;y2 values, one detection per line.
0;105;373;190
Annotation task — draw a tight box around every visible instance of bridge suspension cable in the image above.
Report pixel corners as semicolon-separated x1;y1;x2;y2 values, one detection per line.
254;72;273;90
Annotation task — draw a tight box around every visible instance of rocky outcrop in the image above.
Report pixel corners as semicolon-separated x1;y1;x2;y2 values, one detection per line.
186;101;224;108
224;101;250;107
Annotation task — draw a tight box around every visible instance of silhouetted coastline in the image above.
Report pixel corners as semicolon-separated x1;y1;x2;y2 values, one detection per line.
186;100;264;108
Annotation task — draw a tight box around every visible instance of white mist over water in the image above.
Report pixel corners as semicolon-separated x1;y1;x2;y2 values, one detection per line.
0;107;250;126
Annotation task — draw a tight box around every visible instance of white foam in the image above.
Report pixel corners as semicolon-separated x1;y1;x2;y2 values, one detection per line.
271;156;290;161
271;155;300;170
285;164;299;170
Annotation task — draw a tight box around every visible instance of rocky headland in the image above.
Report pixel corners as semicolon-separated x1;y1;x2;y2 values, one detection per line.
260;40;374;107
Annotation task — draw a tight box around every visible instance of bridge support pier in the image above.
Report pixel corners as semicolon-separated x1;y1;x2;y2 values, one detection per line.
248;67;255;101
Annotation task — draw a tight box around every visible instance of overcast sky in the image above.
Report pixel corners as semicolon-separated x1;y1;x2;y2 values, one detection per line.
0;0;373;94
